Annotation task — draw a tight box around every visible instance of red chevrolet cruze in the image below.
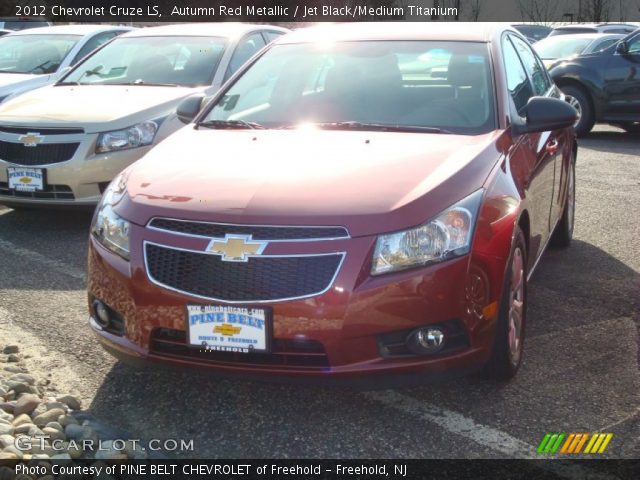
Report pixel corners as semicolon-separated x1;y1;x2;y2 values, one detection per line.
88;23;577;382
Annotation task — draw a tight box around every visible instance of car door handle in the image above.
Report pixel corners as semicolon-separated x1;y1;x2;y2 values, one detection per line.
545;139;559;154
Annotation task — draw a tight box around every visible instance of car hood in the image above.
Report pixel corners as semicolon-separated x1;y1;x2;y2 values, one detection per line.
0;72;38;87
120;128;502;237
0;85;200;132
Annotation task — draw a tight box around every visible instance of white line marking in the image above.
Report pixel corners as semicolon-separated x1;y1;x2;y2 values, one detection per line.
0;238;85;281
365;390;619;479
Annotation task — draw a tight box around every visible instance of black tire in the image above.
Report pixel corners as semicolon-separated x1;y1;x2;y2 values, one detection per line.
482;227;527;381
561;85;595;137
616;122;640;134
550;157;575;248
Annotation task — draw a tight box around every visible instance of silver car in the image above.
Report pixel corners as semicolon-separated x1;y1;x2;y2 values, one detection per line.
0;23;288;208
0;25;133;103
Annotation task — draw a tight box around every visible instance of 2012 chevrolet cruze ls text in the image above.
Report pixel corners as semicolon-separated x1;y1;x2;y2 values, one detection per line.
88;23;578;382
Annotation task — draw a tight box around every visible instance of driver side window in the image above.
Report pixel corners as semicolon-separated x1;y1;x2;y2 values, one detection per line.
628;37;640;54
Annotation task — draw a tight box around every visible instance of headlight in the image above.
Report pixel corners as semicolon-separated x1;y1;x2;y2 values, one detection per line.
91;174;130;260
96;120;159;154
371;189;484;275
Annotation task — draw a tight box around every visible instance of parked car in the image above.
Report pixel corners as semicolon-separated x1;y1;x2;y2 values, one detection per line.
550;29;640;135
549;23;637;37
0;23;288;208
534;33;624;69
0;18;52;31
87;23;577;382
0;25;132;103
511;24;552;43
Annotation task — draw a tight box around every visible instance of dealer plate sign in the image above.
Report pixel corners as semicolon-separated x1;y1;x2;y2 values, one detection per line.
186;305;269;353
7;167;44;192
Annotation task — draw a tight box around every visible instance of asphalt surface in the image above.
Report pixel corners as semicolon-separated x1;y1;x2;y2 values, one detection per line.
0;125;638;461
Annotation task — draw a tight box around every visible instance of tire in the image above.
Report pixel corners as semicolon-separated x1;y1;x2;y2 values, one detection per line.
482;227;527;381
616;122;640;134
561;85;595;137
550;157;575;248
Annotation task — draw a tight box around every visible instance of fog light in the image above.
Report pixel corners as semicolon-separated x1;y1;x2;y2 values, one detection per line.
93;301;111;328
407;327;445;355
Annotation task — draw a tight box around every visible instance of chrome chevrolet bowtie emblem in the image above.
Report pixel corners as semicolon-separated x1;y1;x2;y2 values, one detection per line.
206;234;267;262
18;132;44;147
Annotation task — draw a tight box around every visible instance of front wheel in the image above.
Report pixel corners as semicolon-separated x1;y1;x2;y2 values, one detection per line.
550;158;575;248
482;227;527;381
562;85;594;137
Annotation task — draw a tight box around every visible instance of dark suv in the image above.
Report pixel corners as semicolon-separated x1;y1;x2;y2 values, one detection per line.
550;29;640;135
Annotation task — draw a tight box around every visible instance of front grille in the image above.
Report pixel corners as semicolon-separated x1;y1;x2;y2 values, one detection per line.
0;182;74;200
151;328;330;369
149;218;349;241
0;141;79;166
0;127;84;135
145;243;343;302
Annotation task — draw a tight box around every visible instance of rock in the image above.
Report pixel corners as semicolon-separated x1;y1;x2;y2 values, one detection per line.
12;414;32;427
123;440;147;460
58;415;78;427
6;355;19;363
2;365;23;374
9;374;34;386
0;434;14;449
66;443;82;459
30;453;50;460
13;394;40;416
0;410;12;422
1;445;23;459
44;402;67;412
0;451;18;459
64;424;83;440
42;427;65;442
30;404;47;419
45;421;63;432
33;408;66;427
0;387;6;398
56;395;81;411
7;382;30;395
64;424;98;447
1;346;18;355
0;424;13;436
0;403;13;414
13;424;35;435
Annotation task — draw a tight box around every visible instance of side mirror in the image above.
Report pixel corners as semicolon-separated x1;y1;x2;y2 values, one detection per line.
176;94;205;124
512;97;578;135
615;41;628;54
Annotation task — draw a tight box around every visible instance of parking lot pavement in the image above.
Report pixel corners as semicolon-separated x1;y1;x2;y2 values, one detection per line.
0;125;638;459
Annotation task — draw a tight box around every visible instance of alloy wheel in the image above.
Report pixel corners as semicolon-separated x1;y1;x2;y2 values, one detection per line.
508;247;524;367
565;95;582;128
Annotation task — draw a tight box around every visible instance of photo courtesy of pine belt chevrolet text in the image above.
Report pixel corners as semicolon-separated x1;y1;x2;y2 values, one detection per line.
82;23;578;382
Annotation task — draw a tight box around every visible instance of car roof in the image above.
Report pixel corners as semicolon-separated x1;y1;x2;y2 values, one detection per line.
122;23;288;39
553;23;636;30
278;22;510;44
6;24;130;36
542;32;623;40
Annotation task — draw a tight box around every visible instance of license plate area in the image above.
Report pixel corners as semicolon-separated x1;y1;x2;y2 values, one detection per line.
186;305;271;354
7;167;46;192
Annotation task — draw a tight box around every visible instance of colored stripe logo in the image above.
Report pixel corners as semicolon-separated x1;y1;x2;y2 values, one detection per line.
537;433;613;454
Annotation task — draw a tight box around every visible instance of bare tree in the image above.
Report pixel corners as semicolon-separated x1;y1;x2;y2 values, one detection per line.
466;0;482;20
580;0;613;22
516;0;561;24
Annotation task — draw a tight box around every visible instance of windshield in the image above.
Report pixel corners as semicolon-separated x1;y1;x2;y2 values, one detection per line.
203;41;496;135
534;36;593;59
63;36;227;87
0;34;80;74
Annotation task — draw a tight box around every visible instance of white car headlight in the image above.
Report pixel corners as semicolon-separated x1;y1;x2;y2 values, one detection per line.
96;120;159;154
371;189;484;275
91;174;130;260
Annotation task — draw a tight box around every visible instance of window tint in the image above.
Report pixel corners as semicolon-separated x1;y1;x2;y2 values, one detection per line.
503;37;534;115
225;32;267;80
510;35;550;96
628;36;640;54
71;31;119;65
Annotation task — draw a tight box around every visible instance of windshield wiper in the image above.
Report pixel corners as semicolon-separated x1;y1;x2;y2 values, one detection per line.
198;119;266;130
114;80;179;87
279;121;452;134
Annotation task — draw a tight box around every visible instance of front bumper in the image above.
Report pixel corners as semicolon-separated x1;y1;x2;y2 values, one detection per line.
0;131;153;207
87;222;502;381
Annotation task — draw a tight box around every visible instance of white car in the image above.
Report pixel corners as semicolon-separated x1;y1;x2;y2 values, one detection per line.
0;23;288;208
0;25;133;103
